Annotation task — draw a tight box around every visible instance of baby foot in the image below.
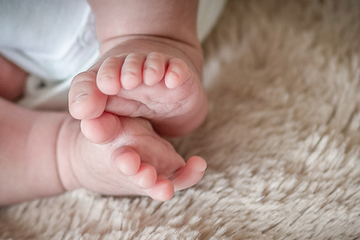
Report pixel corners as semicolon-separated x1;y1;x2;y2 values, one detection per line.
69;40;208;137
59;112;206;201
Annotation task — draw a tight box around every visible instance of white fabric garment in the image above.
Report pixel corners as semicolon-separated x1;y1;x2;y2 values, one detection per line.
0;0;98;81
0;0;227;110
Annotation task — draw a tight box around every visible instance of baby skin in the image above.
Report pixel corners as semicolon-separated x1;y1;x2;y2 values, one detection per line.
0;0;209;205
68;0;208;137
67;1;209;201
69;41;208;137
0;96;206;205
59;112;207;202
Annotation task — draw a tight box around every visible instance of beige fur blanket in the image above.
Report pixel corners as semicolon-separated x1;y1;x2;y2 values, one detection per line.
1;0;360;239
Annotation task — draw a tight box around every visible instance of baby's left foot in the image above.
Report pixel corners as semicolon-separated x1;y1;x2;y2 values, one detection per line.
58;112;207;202
69;39;208;137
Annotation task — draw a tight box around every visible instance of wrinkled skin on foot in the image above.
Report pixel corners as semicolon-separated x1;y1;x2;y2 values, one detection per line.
59;112;206;201
69;39;208;137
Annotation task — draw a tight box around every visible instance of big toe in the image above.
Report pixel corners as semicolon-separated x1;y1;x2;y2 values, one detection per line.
69;71;107;120
97;56;124;95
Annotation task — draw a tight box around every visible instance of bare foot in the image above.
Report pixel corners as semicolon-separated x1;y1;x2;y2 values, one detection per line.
58;112;206;201
68;38;208;137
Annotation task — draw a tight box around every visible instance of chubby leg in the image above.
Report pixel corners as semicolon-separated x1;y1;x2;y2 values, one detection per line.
0;97;206;205
59;112;207;201
68;0;208;137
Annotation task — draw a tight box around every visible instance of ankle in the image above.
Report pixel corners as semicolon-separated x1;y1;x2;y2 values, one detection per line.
56;115;83;191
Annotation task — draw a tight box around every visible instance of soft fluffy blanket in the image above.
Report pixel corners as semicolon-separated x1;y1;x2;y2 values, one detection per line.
1;0;360;239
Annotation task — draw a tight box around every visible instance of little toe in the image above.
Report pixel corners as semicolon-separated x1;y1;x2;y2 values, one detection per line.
121;53;145;90
97;56;124;95
130;162;157;189
171;156;207;192
81;112;122;144
143;52;166;86
164;58;190;89
112;147;141;176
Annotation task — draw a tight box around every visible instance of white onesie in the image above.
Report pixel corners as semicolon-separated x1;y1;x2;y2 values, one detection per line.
0;0;227;110
0;0;98;81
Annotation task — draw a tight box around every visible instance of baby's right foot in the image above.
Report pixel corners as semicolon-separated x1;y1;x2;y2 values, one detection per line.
69;39;208;137
58;112;207;201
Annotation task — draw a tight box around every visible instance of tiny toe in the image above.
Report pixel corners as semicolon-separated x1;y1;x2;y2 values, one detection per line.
130;163;157;189
171;156;207;192
113;147;141;176
164;58;189;89
143;52;166;86
147;176;174;201
121;53;145;90
81;112;122;144
69;71;107;120
97;56;124;95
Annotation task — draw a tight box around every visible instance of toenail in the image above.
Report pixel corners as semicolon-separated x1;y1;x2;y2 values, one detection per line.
123;71;136;78
74;93;88;103
100;76;112;82
170;71;179;79
145;66;157;73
